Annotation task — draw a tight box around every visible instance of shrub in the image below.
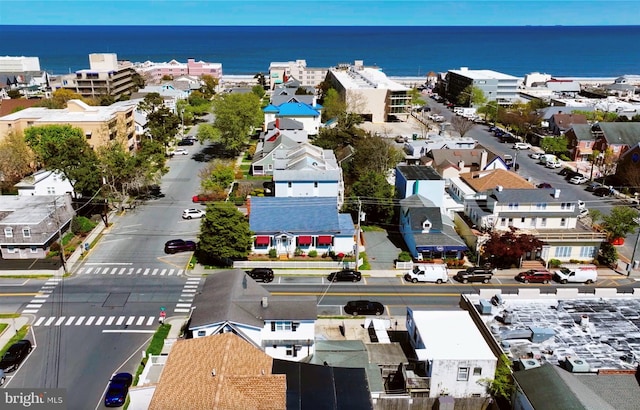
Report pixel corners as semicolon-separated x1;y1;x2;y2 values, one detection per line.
397;251;412;262
61;232;75;246
294;247;303;256
548;258;562;268
308;250;318;257
71;216;97;235
49;242;61;252
268;249;277;258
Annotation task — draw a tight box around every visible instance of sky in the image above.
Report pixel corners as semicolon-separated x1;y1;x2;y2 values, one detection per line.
0;0;638;26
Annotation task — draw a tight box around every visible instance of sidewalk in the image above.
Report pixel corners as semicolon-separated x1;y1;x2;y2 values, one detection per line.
0;316;29;350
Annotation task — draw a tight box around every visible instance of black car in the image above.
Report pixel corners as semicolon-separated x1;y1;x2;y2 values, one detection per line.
246;268;274;283
454;267;494;284
0;340;32;372
593;187;613;197
344;300;385;316
177;138;194;146
164;239;196;254
104;372;133;407
327;269;361;282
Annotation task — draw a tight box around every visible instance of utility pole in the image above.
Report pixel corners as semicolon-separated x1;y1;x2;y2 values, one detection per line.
355;198;362;271
53;196;68;275
627;220;640;277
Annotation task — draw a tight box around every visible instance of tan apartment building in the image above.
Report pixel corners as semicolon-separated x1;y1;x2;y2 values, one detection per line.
324;60;411;123
0;99;137;151
50;53;137;100
268;59;327;89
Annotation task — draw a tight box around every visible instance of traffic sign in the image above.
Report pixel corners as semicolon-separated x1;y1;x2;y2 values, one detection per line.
160;306;166;311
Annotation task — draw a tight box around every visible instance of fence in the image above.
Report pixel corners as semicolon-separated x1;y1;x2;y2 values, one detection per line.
233;259;362;270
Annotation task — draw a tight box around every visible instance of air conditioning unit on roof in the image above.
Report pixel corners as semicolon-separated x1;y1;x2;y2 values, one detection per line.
518;358;541;371
565;356;590;373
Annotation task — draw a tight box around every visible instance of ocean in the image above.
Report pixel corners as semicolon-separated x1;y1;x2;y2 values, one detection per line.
1;25;639;78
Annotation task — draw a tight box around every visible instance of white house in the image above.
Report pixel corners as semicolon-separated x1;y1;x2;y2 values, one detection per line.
15;170;74;196
188;270;317;362
406;308;497;398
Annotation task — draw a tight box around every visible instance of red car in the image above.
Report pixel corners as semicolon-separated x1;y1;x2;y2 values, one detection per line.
192;194;216;203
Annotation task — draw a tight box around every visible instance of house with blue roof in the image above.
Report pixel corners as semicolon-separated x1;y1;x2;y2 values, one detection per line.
248;197;356;257
263;100;322;136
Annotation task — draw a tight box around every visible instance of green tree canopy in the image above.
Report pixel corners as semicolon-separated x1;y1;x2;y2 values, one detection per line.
601;206;639;240
198;160;235;199
138;92;165;114
209;92;263;155
457;85;487;107
321;88;347;122
0;131;36;192
24;124;101;196
146;106;180;146
346;172;395;224
200;74;219;97
540;136;568;155
197;202;253;261
350;135;403;181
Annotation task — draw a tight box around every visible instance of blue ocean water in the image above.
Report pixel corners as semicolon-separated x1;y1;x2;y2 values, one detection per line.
0;25;639;77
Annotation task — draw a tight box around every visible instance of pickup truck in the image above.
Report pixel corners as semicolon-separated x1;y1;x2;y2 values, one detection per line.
454;266;495;284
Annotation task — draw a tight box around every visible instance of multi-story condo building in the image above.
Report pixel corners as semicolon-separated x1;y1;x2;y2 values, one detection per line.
0;99;137;151
268;59;327;89
445;67;520;106
324;60;411;123
135;58;222;83
50;53;137;100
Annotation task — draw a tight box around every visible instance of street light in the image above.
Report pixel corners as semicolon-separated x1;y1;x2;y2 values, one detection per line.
627;218;640;277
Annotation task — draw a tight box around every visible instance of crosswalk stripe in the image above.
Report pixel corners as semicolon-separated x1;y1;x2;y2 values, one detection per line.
118;268;126;275
110;268;118;275
85;316;95;326
136;317;144;326
54;317;66;326
128;268;134;275
143;269;150;275
126;316;135;326
116;316;125;326
96;316;105;326
65;316;76;326
86;267;93;274
176;303;192;308
168;269;174;276
146;316;155;326
174;308;190;313
26;304;42;309
45;317;56;326
187;278;200;282
152;268;159;276
34;294;49;299
160;269;167;276
75;316;86;325
22;309;39;314
136;268;142;274
32;315;156;327
105;317;114;326
34;317;45;326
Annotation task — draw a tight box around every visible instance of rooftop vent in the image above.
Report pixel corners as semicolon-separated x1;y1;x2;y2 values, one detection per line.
564;356;590;373
518;358;542;371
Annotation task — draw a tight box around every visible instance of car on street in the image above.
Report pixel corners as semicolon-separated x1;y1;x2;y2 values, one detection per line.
593;187;613;197
245;268;274;282
578;200;586;210
545;160;562;169
177;138;194;146
343;300;385;316
529;152;544;159
104;372;133;407
395;135;408;143
500;135;519;144
327;269;361;282
0;369;5;386
513;142;531;150
454;266;494;284
586;182;603;192
0;340;32;372
164;239;196;254
192;194;216;203
174;148;189;155
569;175;589;184
515;269;553;284
537;183;553;189
182;208;205;219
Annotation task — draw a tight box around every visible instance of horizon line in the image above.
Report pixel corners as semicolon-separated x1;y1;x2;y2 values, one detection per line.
2;24;640;28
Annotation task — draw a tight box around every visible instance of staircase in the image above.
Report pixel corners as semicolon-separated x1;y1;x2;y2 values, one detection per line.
520;260;546;270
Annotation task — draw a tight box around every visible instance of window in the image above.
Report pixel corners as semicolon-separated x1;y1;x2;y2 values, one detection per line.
536;203;547;210
521;217;525;223
7;246;16;253
30;247;38;253
47;187;55;195
580;246;597;258
4;228;12;238
555;246;571;258
541;218;547;227
286;345;293;356
22;228;31;238
197;330;206;337
314;182;318;188
560;218;566;227
561;202;572;210
508;218;514;227
500;218;506;226
275;321;292;331
288;182;292;188
457;367;470;381
508;203;519;210
530;218;537;227
473;367;482;376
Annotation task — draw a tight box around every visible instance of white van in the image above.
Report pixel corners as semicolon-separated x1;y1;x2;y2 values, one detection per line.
404;264;449;284
553;264;598;284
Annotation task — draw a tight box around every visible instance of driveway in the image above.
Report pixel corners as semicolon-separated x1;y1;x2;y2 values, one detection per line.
362;230;404;270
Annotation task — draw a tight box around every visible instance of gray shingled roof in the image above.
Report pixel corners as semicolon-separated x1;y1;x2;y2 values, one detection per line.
190;270;317;329
490;188;570;204
396;165;441;181
596;122;640;146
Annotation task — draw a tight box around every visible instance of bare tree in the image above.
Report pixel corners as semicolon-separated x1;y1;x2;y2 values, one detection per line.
450;116;476;137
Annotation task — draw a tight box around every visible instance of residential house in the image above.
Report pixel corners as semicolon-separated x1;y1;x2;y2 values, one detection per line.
130;83;190;113
265;117;304;132
464;186;605;263
0;56;50;99
268;59;328;89
271;81;317;107
188;270;317;362
50;53;137;100
395;165;445;208
565;124;598;162
324;60;411;123
272;143;344;206
263;99;322;136
399;195;467;260
145;333;286;410
0;99;137;151
251;126;309;176
548;112;588;136
15;170;74;197
403;135;477;164
591;122;640;160
405;308;497;398
423;148;491;179
0;195;75;259
614;142;640;185
456;169;535;195
248;197;356;257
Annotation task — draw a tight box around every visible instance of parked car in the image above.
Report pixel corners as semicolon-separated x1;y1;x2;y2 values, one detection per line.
404;264;448;284
343;300;385;316
500;135;518;144
104;372;133;408
0;369;5;386
586;182;603;192
174;148;189;155
395;135;408;143
537;183;553;189
192;194;216;203
513;142;531;150
529;152;543;159
245;268;274;283
553;264;597;284
0;340;32;372
578;208;590;218
593;187;613;197
569;175;589;184
515;269;553;284
563;170;583;180
327;269;361;282
182;208;205;219
454;266;494;284
578;200;586;210
545;160;562;169
177;138;194;146
164;239;196;254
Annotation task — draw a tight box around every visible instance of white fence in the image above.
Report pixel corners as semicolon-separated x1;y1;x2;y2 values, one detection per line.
233;259;363;270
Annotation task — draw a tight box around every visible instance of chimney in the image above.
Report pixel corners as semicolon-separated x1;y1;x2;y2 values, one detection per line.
553;189;561;198
246;195;251;216
480;150;488;170
458;160;465;169
261;297;268;308
275;118;280;129
496;185;503;192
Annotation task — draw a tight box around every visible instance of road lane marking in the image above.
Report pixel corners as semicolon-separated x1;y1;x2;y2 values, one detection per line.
146;316;155;326
143;269;150;275
65;316;75;326
115;316;125;326
75;316;85;325
174;308;190;313
25;304;42;309
102;330;156;334
54;317;66;326
45;317;56;326
105;317;114;325
23;309;39;314
110;268;117;275
85;262;133;265
176;303;191;308
85;316;95;326
118;268;126;275
136;268;142;274
96;316;105;326
126;316;135;326
161;269;168;276
34;317;45;326
0;293;39;297
136;317;145;326
152;268;159;276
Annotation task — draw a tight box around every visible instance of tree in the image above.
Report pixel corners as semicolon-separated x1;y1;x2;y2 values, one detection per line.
253;72;267;90
540;136;568;155
598;242;618;266
295;87;313;95
200;74;218;97
601;206;639;240
0;131;36;192
350;135;403;181
42;89;83;109
321;88;346;122
450;116;476;137
481;354;515;401
251;84;266;99
482;228;543;268
457;85;486;107
7;89;21;99
209;92;262;155
24;124;102;196
138;92;165;114
131;72;145;89
198;160;235;199
408;88;425;107
346;172;395;224
146;106;180;147
197;202;252;261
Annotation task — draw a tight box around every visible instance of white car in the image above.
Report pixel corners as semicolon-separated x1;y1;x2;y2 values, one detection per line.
529;152;543;159
174;148;189;155
569;175;589;184
578;200;586;210
513;142;531;150
578;208;590;218
182;208;205;219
